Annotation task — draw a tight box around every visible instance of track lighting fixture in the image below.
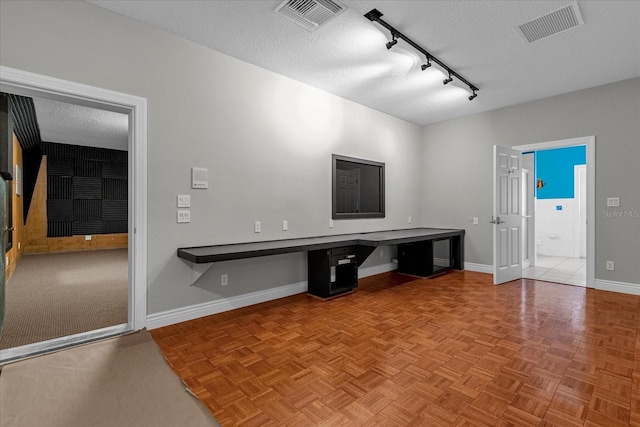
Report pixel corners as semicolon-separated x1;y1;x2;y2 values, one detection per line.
386;33;398;50
364;8;479;99
421;56;431;70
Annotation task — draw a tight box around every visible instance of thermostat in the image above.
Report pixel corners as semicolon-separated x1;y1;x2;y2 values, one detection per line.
191;167;208;189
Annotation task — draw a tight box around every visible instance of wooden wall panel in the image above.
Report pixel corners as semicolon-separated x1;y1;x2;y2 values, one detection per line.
5;134;23;281
23;155;127;255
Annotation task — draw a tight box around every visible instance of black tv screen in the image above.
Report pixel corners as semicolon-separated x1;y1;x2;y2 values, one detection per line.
332;154;385;219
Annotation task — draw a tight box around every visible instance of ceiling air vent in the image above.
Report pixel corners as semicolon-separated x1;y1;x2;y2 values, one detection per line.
275;0;347;32
517;1;584;43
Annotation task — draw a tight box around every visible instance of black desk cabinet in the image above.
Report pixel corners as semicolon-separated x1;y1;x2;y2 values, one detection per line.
308;246;359;298
398;237;455;277
177;228;465;291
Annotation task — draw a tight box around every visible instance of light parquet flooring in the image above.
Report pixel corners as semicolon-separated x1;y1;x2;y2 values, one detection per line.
150;271;640;426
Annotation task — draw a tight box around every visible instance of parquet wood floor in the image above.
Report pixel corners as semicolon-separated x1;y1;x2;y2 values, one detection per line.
150;271;640;426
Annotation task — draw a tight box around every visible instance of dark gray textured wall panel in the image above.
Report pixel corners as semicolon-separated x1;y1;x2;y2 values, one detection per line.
45;142;128;236
47;176;72;199
74;199;102;222
47;199;73;222
73;177;102;199
102;221;128;234
102;200;127;221
6;93;41;150
47;157;74;176
102;161;127;179
102;178;127;200
48;222;72;237
74;158;102;177
73;221;102;235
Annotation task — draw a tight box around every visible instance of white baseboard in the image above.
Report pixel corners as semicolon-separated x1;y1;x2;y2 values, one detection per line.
146;281;307;329
594;279;640;295
358;262;397;278
147;262;399;330
464;262;493;274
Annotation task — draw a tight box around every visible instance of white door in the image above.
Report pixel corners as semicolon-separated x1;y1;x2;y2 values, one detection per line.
493;146;523;284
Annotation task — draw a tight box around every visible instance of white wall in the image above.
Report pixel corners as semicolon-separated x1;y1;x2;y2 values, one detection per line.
0;1;423;315
535;199;577;257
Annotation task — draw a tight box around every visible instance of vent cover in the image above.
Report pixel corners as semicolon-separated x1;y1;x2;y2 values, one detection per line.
518;2;584;43
275;0;346;32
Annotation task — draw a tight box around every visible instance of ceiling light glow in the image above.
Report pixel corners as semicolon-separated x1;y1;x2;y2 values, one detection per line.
364;8;479;100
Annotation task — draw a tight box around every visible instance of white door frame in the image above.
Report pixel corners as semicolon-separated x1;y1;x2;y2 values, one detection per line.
0;66;147;359
574;165;587;258
521;166;532;269
514;136;595;287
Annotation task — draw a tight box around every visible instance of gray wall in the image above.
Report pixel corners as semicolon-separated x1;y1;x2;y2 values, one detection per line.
421;78;640;284
0;1;422;313
2;1;638;318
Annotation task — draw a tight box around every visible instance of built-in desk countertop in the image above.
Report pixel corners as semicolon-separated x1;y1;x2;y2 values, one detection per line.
177;228;465;264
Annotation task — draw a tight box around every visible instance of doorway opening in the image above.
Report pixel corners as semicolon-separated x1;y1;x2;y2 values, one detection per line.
493;136;595;287
0;66;147;363
521;148;587;286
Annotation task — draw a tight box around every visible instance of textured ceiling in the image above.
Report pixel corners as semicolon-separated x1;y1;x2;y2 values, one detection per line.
33;1;639;145
85;0;640;127
33;98;128;151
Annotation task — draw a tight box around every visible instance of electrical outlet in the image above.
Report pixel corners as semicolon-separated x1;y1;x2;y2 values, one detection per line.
221;274;228;286
85;235;92;241
282;220;288;231
329;219;334;228
473;217;479;225
408;216;412;224
606;261;615;271
177;210;191;223
254;221;261;233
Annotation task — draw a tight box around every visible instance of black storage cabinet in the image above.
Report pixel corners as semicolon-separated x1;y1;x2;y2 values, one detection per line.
397;237;453;277
308;246;358;298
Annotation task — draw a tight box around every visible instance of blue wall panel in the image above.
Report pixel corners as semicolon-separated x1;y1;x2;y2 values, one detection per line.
535;146;586;199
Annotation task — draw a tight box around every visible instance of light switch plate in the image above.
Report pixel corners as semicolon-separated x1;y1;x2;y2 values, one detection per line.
177;210;191;223
177;194;190;208
607;197;620;207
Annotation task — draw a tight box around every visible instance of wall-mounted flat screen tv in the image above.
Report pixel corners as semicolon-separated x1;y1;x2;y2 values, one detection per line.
332;154;385;220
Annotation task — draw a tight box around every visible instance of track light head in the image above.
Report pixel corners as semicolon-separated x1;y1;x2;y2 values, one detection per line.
386;35;397;50
468;89;478;101
421;57;431;70
443;75;453;85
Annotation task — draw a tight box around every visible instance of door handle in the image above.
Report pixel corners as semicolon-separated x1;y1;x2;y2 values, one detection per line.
489;216;506;224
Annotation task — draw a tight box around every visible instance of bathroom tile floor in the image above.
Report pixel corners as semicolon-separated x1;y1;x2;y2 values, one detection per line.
522;255;586;287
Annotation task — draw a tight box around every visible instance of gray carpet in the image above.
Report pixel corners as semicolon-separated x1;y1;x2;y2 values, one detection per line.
0;249;128;349
0;330;220;427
